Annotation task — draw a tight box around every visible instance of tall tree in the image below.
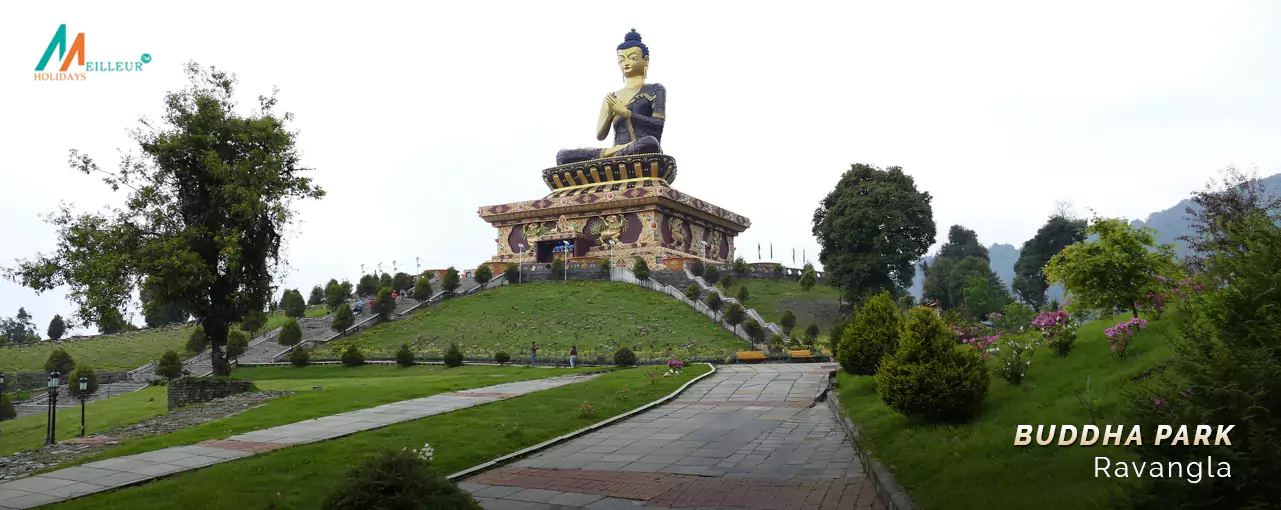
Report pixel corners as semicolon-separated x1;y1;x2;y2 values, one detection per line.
97;308;131;334
813;164;935;302
1179;166;1281;273
4;63;324;376
324;279;346;312
1045;217;1179;318
1012;214;1087;309
307;285;325;306
379;272;393;290
392;272;413;292
47;314;66;341
441;267;461;295
0;308;40;344
281;289;306;318
141;276;190;327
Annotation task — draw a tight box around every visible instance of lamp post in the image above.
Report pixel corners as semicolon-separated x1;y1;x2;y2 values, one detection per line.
45;371;59;445
609;240;617;272
1;372;6;436
416;257;420;275
517;244;525;284
561;240;571;283
77;376;89;438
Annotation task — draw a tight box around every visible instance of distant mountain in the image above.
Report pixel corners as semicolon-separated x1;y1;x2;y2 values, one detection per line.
908;172;1281;302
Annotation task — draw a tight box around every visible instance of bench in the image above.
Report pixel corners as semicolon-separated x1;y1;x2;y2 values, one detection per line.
736;351;766;362
787;349;817;362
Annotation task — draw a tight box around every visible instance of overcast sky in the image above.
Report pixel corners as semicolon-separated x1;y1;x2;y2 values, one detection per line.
2;1;1278;335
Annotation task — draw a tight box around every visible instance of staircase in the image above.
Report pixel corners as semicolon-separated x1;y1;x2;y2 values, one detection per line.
13;381;151;419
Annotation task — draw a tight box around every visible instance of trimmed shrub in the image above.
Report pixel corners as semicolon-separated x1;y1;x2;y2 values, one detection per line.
685;284;700;301
282;289;306;318
800;263;817;291
67;364;99;399
719;274;736;288
341;345;365;367
769;333;785;350
614;347;637;367
332;305;355;335
598;258;611;272
732;257;748;273
875;308;990;422
495;351;510;364
780;310;797;335
156;350;183;379
442;267;461;295
443;343;464;368
322;449;482;510
706;292;723;316
279;318;302;346
504;263;519;282
186;326;208;353
632;258;650;280
240;309;267;336
414;275;434;302
44;348;76;376
724;303;746;333
837;291;903;375
742;319;764;342
395;344;416;367
736;285;750;304
375;287;396;320
703;265;721;285
474;265;492;285
289;347;310;367
804;323;820;344
690;260;705;277
226;330;249;362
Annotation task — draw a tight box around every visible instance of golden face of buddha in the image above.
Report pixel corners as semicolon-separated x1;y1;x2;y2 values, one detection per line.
617;47;647;78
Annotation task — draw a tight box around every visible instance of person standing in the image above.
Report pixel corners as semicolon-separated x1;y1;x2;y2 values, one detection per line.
569;345;578;368
531;341;539;366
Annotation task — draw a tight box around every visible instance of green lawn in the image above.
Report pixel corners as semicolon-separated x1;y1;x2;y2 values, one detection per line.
835;313;1176;510
315;281;751;363
303;306;331;318
55;364;711;510
49;364;607;472
0;327;196;372
0;387;170;456
718;278;844;337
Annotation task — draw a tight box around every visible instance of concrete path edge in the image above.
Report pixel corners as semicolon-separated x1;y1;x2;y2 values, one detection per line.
825;370;916;510
447;362;719;480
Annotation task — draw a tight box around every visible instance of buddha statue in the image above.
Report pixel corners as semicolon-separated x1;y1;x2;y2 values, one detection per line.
555;29;666;166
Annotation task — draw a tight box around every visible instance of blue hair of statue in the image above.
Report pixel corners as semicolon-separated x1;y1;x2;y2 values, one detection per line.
617;29;649;57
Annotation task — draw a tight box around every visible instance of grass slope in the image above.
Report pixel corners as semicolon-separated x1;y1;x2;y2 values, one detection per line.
318;281;750;363
0;387;169;457
719;278;844;335
50;365;606;471
836;313;1176;510
0;327;195;372
56;364;711;510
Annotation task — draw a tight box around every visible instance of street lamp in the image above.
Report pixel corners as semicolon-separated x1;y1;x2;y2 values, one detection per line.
1;372;6;436
77;376;89;438
517;244;525;284
45;371;59;445
561;240;571;283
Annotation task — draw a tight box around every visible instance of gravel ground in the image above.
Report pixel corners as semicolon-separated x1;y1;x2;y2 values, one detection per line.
0;390;293;481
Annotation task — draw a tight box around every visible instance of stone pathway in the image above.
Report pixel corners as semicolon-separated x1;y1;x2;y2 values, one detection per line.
0;374;599;509
461;364;882;510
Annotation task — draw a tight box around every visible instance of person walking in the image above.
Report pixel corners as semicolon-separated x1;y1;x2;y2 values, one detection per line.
530;341;539;366
569;345;578;368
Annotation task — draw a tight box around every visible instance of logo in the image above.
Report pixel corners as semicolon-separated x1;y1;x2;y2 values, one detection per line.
33;24;151;82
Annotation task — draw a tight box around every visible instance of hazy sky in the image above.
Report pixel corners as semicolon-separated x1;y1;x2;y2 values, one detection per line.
2;1;1278;335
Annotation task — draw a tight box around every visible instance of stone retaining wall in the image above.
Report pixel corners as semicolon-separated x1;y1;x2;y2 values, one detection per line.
1;371;130;392
167;378;253;411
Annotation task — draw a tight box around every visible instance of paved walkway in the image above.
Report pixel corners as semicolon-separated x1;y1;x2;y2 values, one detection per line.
0;374;599;509
461;364;883;510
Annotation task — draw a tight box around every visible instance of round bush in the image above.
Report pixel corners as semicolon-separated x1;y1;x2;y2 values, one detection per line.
279;319;302;346
226;330;250;362
289;347;310;367
186;327;208;354
875;308;989;422
67;365;99;399
614;347;637;367
323;449;482;510
155;350;183;379
341;345;365;367
395;344;416;367
443;343;464;368
495;351;511;364
837;291;903;375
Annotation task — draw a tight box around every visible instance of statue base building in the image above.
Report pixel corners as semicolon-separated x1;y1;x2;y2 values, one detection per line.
478;154;750;272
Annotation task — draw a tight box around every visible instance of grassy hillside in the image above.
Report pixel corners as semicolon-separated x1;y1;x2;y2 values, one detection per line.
0;326;195;372
718;278;845;336
836;312;1176;510
316;281;751;363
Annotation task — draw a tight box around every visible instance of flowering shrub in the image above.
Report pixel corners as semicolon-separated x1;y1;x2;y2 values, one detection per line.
1105;317;1147;356
993;339;1036;385
1032;309;1078;357
403;442;435;462
645;371;660;385
579;402;598;418
961;335;1000;360
667;359;684;374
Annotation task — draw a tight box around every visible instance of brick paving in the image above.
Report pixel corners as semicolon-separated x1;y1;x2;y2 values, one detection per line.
462;364;884;509
0;373;599;509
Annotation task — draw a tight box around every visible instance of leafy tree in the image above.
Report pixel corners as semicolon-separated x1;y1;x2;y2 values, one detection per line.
1179;166;1281;274
288;346;309;367
379;273;393;290
356;274;380;297
613;347;637;367
393;272;413;292
443;343;464;368
690;260;705;277
141;278;190;327
780;310;797;335
838;290;903;375
799;263;817;291
332;305;354;335
47;314;66;341
937;225;989;262
441;268;461;295
685;284;701;301
813;163;935;302
719;274;735;288
829;315;850;359
1122;210;1281;509
186;326;209;353
413;276;434;303
742;319;764;342
960;272;1011;321
44;348;76;375
225;330;249;363
0;394;15;421
875;308;989;422
281;289;306;318
1012;214;1087;309
279;318;302;346
340;280;353;299
97;308;132;334
308;285;324;306
155;350;183;379
735;285;750;304
1044;217;1179;318
724;302;746;333
322;279;345;313
1;308;41;344
420;271;435;281
706;292;723;318
920;257;957;309
375;287;397;320
732;257;748;274
632;259;650;280
473;265;492;285
4;64;324;376
395;344;416;367
503;263;519;282
703;266;721;286
239;308;267;337
804;323;820;344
